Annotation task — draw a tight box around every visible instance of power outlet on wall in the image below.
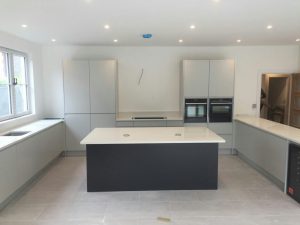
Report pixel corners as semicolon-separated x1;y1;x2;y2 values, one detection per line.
252;104;257;109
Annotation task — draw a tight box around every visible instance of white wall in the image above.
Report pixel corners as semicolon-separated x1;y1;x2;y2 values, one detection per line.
0;31;44;132
42;45;300;118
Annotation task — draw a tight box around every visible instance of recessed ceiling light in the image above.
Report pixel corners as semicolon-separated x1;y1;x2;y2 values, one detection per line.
179;39;183;43
267;25;273;29
212;0;220;2
21;24;27;28
51;38;56;42
104;25;110;29
237;39;242;43
190;25;196;30
113;39;118;43
296;38;300;42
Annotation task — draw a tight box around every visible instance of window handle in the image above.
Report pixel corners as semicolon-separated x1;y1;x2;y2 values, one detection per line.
13;78;18;85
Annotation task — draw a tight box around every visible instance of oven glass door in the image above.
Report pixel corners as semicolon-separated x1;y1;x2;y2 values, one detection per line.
185;104;207;122
210;104;232;122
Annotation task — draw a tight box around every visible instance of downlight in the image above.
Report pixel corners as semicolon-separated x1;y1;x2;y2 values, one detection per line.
142;34;152;39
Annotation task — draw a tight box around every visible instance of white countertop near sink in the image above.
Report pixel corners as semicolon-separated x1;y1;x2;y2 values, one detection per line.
116;111;183;121
235;115;300;145
0;119;64;151
81;126;225;145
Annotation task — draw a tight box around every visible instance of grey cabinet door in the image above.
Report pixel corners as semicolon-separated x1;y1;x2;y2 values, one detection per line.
183;60;209;98
63;60;90;113
90;60;116;113
91;114;116;129
0;146;19;203
65;114;91;151
209;60;234;97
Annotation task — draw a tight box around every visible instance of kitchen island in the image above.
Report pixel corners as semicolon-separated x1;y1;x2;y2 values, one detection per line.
81;127;225;192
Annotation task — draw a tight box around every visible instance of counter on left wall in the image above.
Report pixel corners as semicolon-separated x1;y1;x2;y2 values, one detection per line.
0;119;64;151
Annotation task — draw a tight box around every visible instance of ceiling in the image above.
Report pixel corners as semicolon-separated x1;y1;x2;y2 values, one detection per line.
0;0;299;46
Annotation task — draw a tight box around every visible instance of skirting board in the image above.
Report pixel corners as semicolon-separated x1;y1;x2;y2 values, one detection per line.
237;151;285;191
0;152;64;211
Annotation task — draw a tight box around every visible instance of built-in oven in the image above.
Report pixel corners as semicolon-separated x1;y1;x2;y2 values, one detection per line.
209;98;233;122
184;98;208;123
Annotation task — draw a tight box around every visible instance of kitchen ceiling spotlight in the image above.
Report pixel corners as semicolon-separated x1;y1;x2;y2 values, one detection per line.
51;38;56;42
236;39;242;43
267;25;273;30
190;25;196;30
104;24;110;29
113;39;118;43
21;24;27;28
179;39;183;43
296;38;300;42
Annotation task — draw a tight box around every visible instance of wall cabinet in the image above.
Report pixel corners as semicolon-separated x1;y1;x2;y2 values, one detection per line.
209;60;235;97
183;60;209;98
182;59;234;98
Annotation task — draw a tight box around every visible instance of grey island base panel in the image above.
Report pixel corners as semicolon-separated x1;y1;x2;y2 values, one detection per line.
86;143;218;192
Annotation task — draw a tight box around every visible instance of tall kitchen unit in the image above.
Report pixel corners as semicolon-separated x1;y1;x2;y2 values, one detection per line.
182;59;235;153
63;59;117;153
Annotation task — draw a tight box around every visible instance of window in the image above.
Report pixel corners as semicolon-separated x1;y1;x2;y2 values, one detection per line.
0;47;30;121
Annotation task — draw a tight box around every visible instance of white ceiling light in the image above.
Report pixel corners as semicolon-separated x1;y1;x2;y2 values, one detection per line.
190;25;196;30
267;25;273;29
51;38;56;42
212;0;220;2
236;39;242;43
21;24;27;28
296;38;300;42
104;24;110;29
178;39;183;43
113;39;118;43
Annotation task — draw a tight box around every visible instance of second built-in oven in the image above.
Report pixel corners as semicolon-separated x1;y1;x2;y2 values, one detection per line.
209;98;233;122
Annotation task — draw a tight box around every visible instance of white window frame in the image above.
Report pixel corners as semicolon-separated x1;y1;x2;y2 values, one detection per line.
0;47;31;122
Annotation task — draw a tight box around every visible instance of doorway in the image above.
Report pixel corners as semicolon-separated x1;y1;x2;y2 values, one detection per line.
260;74;291;124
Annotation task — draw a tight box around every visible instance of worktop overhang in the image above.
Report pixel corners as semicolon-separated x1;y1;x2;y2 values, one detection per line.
81;127;225;145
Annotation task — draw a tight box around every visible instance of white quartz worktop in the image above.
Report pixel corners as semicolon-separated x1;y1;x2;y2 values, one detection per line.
235;115;300;145
81;127;225;145
116;111;183;121
0;119;64;151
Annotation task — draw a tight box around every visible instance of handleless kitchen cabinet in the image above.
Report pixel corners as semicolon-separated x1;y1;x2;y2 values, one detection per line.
65;114;91;151
91;114;116;129
209;60;235;97
182;60;209;98
0;146;19;204
90;60;117;113
63;60;90;113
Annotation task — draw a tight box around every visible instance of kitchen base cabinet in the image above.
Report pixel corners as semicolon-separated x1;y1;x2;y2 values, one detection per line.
65;114;91;151
0;122;64;209
235;121;288;189
91;114;116;129
208;123;233;152
116;121;134;127
184;123;208;127
167;120;184;127
0;146;19;204
133;120;167;127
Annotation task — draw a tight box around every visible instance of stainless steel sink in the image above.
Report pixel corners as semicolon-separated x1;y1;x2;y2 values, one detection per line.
2;131;30;136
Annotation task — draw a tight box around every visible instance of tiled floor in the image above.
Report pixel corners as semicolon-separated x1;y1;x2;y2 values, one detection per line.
0;156;300;225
